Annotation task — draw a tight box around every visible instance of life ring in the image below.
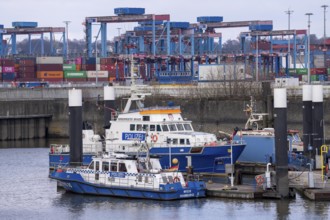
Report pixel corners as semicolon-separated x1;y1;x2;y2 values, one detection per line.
255;175;264;186
151;134;158;142
173;176;180;183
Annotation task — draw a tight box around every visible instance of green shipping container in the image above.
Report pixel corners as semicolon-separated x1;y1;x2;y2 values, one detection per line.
64;70;87;78
328;68;330;74
310;75;318;81
63;64;76;71
296;68;308;75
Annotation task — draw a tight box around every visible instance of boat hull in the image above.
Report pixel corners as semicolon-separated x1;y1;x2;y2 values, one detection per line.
50;172;206;200
49;143;246;173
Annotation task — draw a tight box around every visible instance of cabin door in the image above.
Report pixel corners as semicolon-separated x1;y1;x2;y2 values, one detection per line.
95;161;100;181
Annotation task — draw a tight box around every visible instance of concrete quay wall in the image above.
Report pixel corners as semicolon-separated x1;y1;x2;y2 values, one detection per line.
0;83;329;141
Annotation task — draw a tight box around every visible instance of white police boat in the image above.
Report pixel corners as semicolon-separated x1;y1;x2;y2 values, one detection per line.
50;143;206;200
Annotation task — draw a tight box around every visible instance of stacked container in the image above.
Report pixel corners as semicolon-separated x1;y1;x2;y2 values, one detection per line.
36;57;63;82
17;58;36;81
311;68;328;82
1;58;16;82
100;58;115;81
63;63;86;82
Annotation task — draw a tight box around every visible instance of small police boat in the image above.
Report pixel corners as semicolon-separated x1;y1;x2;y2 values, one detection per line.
50;143;206;200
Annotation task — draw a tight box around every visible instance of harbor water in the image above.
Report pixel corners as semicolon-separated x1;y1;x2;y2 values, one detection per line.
0;139;330;220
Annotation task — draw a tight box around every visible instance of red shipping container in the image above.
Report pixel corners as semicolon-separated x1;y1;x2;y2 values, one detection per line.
19;59;36;66
82;64;96;71
311;68;327;75
37;64;63;71
2;59;15;66
19;66;35;72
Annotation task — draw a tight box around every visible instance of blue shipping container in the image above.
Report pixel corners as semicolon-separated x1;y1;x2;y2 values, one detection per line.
0;24;4;29
249;24;273;31
12;22;38;28
197;16;223;23
164;22;190;29
114;8;145;15
2;72;16;80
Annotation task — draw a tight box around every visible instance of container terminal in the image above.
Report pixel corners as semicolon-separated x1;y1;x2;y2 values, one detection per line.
1;7;330;201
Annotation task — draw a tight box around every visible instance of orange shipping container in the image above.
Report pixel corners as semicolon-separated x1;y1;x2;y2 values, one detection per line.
37;71;64;79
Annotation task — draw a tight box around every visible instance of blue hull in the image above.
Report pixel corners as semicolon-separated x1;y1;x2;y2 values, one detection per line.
236;136;275;163
49;144;246;173
235;136;309;170
50;172;206;200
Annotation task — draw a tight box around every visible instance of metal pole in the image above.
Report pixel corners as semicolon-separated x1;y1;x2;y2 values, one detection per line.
95;36;98;85
285;9;293;69
321;5;328;68
256;34;259;82
305;13;313;84
63;21;71;60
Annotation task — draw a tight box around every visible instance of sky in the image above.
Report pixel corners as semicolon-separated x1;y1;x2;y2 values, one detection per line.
1;0;329;42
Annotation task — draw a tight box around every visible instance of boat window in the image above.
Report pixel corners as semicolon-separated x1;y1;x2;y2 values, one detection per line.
102;162;110;171
180;139;185;145
168;124;177;131
183;123;193;131
119;163;127;172
95;161;100;171
150;125;156;131
143;124;149;131
130;124;135;131
143;116;150;121
88;161;94;170
157;125;162;132
186;139;190;145
111;162;118;171
137;124;143;131
172;139;178;145
176;124;184;131
162;125;169;132
167;138;171;144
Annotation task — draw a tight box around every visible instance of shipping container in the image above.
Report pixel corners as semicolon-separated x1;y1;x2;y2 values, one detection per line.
1;59;15;66
311;68;327;75
64;71;87;78
197;16;223;23
164;22;190;29
63;64;76;71
310;75;318;81
19;66;35;73
2;66;15;73
2;72;16;81
37;64;63;71
12;21;37;28
296;68;308;75
18;59;36;66
114;7;145;15
37;71;63;79
75;57;82;65
17;72;36;79
82;64;96;71
36;57;63;64
86;70;108;78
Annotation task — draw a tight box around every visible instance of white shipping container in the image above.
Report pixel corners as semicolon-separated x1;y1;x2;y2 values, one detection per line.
36;56;63;64
86;70;108;78
198;64;247;81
